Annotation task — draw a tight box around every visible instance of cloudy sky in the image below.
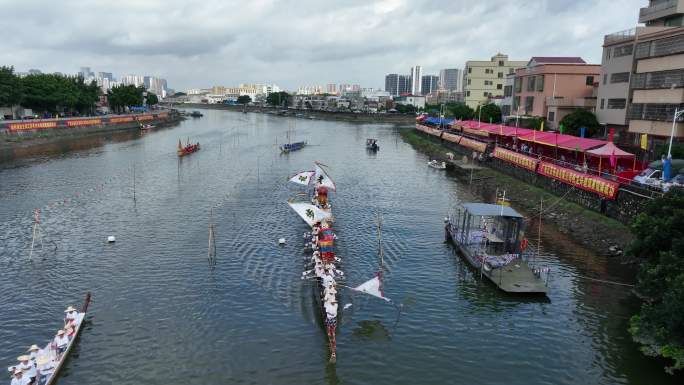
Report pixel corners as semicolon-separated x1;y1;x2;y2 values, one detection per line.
1;0;644;91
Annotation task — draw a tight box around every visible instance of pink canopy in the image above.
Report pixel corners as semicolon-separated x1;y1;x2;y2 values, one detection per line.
585;142;635;158
518;131;606;151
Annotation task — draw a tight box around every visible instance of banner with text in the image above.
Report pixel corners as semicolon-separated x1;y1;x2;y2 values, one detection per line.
493;147;539;171
8;121;58;132
458;137;488;153
537;161;619;200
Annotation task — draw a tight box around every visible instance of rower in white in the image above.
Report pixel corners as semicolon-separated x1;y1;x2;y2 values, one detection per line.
52;330;68;360
10;368;27;385
27;345;40;362
64;306;79;328
15;356;34;385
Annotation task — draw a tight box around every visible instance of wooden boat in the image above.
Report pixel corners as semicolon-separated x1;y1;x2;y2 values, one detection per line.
177;139;200;157
8;293;92;385
427;160;446;169
280;141;307;153
190;110;203;117
445;203;549;294
366;138;379;151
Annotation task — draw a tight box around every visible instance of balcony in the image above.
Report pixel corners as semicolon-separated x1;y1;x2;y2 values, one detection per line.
639;0;680;23
546;97;597;108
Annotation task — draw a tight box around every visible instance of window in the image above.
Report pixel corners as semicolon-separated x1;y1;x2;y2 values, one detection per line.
610;72;630;83
498;72;503;78
613;44;633;57
526;76;536;91
468;67;472;74
631;69;684;89
586;76;595;85
497;83;503;90
603;74;608;85
536;75;544;91
498;60;504;66
525;96;534;113
485;69;493;74
628;103;684;121
607;98;627;109
484;80;491;86
509;68;515;74
664;15;684;27
548;111;555;122
514;77;522;93
513;96;521;110
502;105;511;116
503;85;513;97
483;92;489;97
635;34;684;59
605;48;612;61
600;99;605;109
467;78;471;85
466;90;470;97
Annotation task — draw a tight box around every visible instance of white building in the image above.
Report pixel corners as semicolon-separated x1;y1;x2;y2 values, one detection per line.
411;66;423;95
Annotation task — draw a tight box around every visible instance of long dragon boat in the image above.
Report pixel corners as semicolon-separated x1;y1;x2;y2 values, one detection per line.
280;140;307;153
288;162;340;363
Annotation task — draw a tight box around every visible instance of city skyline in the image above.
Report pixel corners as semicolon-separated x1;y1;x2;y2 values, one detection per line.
0;0;643;91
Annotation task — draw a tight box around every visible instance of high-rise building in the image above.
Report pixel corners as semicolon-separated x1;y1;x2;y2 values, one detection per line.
439;68;462;92
398;75;411;95
463;53;527;109
78;67;93;78
122;74;145;87
326;84;337;94
410;66;423;95
385;74;399;96
97;72;113;80
421;75;439;95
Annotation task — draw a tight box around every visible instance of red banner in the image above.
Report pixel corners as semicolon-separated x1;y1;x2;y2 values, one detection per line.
66;118;102;127
8;121;58;131
109;116;134;123
458;137;488;153
493;147;539;171
537;161;619;200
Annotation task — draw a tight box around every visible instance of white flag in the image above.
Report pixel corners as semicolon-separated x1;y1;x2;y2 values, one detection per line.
353;273;390;302
288;201;332;227
288;170;315;186
314;163;336;191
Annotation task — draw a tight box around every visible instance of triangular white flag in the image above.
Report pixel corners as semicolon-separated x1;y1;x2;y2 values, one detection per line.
288;170;315;186
353;273;390;302
314;163;337;192
287;201;332;227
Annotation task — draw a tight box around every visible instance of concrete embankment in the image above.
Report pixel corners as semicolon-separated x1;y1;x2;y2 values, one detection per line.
167;102;417;125
0;112;183;158
401;128;634;257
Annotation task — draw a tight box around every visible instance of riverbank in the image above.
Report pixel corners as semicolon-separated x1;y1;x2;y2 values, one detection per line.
167;102;417;124
401;128;634;258
0;113;182;161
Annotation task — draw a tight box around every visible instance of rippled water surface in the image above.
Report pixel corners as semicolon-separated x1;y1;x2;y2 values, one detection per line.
0;110;679;384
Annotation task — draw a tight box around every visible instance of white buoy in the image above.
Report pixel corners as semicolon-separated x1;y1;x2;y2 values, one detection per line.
278;238;286;245
107;236;116;243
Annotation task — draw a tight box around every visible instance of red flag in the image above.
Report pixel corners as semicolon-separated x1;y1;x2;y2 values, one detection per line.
610;148;617;168
609;127;615;143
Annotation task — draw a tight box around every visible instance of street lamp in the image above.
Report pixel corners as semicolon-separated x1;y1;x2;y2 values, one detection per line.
668;107;684;159
477;101;482;128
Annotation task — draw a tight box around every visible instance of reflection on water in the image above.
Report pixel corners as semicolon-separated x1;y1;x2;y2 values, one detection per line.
0;109;680;385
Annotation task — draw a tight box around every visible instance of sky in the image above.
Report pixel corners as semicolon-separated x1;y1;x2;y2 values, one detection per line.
1;0;645;91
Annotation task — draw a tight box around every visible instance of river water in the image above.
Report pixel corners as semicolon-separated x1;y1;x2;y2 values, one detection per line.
0;109;679;384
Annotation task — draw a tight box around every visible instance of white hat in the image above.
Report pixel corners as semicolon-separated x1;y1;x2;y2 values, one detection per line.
56;330;64;336
64;306;76;312
35;356;50;366
13;369;22;376
27;345;40;352
16;355;29;362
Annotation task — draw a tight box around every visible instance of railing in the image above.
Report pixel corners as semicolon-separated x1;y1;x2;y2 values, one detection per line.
639;0;678;18
604;28;637;44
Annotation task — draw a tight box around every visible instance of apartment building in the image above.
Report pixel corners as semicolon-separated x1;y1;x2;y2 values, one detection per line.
512;57;600;129
463;53;526;109
597;0;684;145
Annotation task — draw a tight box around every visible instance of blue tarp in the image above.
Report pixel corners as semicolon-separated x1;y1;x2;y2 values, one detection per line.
424;117;454;126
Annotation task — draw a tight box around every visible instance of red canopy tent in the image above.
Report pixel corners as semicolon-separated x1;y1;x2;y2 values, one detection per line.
585;142;635;158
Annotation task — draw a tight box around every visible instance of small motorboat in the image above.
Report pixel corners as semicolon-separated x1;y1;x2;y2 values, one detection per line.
428;160;446;169
190;110;203;118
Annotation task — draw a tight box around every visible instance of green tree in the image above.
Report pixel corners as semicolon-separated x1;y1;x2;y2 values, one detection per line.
108;85;145;112
0;66;22;107
394;103;417;114
19;73;99;115
559;109;600;137
476;103;502;123
447;103;475;120
237;95;251;105
146;92;159;106
266;91;290;107
628;190;684;373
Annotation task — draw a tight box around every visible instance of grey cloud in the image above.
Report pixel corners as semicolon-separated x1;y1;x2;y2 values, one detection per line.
0;0;645;90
